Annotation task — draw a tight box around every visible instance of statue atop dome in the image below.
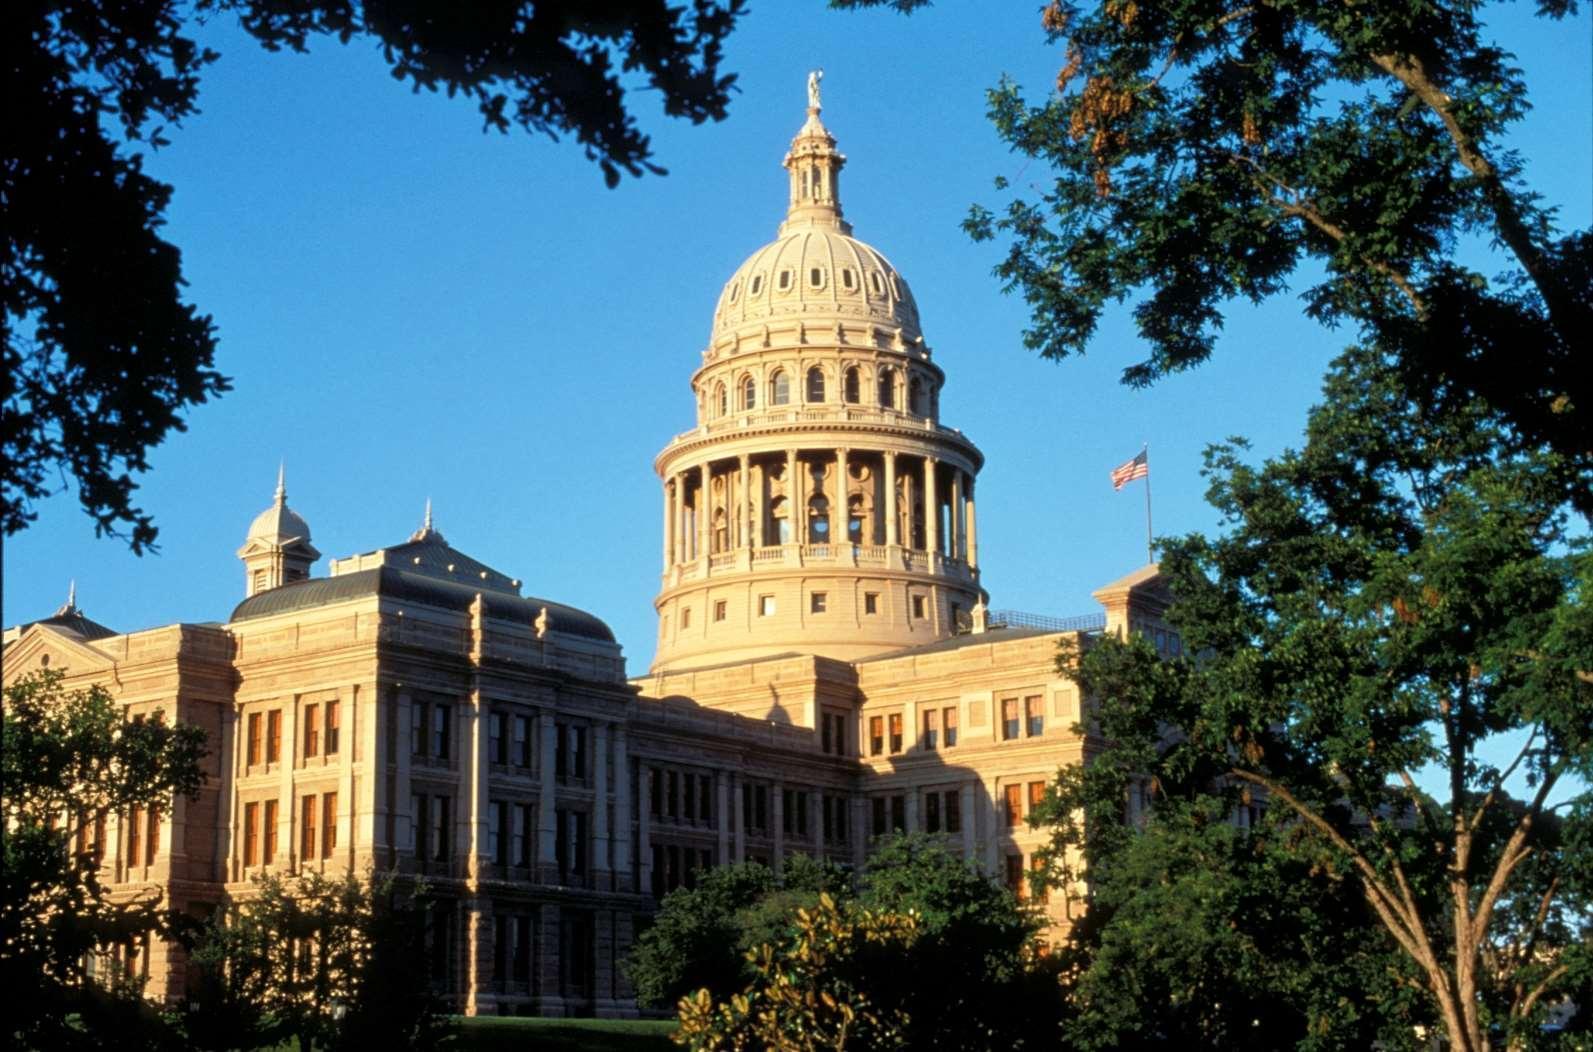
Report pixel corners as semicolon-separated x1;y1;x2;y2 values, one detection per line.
807;69;823;111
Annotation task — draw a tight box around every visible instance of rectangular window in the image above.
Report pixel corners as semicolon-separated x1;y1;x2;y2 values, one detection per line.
945;790;961;834
432;705;450;760
1028;781;1047;816
742;783;752;832
1025;695;1044;737
821;713;833;754
267;710;282;763
431;796;449;862
890;795;905;834
1031;856;1049;904
322;792;337;856
713;599;727;622
301;795;317;860
247;713;262;766
911;594;926;619
411;794;426;854
490;712;505;765
263;799;278;863
754;785;768;832
1001;698;1021;741
411;703;426;757
244;802;259;866
303;703;320;758
888;712;903;754
1005;854;1024;896
810;592;827;613
515;803;533;867
795;791;808;837
668;771;680;821
513;715;531;768
325;700;340;756
680;607;691;629
488;801;504;865
782;789;794;835
943;706;958;747
925;791;941;833
922;708;938;750
869;716;884;756
758;594;776;617
864;592;879;615
514;914;532;981
569;726;587;779
872;797;887;837
127;806;142;866
1005;784;1022;827
700;774;712;822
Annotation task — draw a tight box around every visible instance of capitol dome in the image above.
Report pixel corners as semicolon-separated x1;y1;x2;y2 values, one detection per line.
707;100;922;351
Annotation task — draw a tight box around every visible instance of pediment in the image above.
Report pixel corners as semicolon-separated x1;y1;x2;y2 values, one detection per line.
2;624;118;680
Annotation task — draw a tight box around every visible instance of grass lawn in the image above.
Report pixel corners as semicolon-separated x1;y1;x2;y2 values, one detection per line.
448;1015;678;1051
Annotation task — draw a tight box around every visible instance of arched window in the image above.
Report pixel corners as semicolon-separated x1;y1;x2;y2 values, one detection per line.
878;367;896;409
713;508;728;553
909;376;924;415
844;367;860;404
770;369;790;406
806;367;825;403
848;495;865;544
741;375;757;411
715;382;727;418
808;497;830;541
770;496;791;544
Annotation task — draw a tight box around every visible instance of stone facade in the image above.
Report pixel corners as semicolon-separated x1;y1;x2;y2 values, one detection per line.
1;84;1178;1017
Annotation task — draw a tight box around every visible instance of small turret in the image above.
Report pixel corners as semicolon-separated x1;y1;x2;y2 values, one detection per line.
237;464;320;597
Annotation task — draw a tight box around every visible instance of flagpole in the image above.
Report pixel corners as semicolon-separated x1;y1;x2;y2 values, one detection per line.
1142;443;1153;564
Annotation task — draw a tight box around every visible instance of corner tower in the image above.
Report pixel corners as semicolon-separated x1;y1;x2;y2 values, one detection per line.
237;466;320;597
651;78;985;672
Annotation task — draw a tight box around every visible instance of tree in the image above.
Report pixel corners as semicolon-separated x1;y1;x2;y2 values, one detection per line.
4;0;746;548
674;892;921;1052
665;837;1064;1050
627;856;846;1009
841;0;1589;500
0;668;207;1050
183;868;446;1052
1037;346;1590;1052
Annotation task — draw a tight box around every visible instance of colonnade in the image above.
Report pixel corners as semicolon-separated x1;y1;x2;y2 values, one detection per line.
660;448;978;571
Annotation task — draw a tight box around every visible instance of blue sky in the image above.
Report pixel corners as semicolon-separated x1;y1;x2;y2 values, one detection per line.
5;1;1589;682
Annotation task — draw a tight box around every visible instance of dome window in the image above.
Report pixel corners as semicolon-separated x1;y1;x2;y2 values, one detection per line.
806;367;826;403
778;269;793;292
728;280;741;303
751;275;764;295
715;382;728;418
741;375;757;411
870;271;885;295
770;369;791;406
809;267;824;289
844;367;860;404
910;376;925;415
879;366;897;409
841;268;857;291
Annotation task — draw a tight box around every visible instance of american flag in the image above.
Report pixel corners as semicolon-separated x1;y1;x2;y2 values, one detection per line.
1110;449;1149;490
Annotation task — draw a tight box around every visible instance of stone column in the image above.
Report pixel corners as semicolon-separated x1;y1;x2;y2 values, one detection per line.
395;692;413;860
884;451;898;547
662;479;673;569
344;683;362;865
951;469;964;560
592;723;610;888
217;708;238;882
716;773;731;864
786;449;801;545
752;460;765;548
733;774;747;862
771;781;785;874
833;448;848;543
960;783;977;861
739;453;752;550
612;729;630;890
923;457;939;556
637;761;652;895
675;473;688;564
851;797;867;869
905;789;919;834
538;712;557;881
966;477;979;569
698;463;711;561
984;776;1001;873
280;699;297;866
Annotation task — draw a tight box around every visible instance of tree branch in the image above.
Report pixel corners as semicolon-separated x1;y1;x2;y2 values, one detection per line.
1469;762;1563;952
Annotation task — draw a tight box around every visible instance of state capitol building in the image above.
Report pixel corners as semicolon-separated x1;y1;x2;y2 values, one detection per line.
2;87;1174;1017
